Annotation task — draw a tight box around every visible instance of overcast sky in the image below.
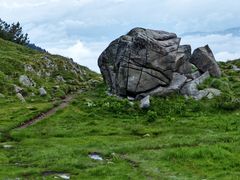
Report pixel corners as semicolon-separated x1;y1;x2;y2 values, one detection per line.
1;0;240;72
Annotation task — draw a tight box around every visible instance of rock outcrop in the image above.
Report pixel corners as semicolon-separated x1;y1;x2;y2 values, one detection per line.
98;28;180;97
190;45;221;77
98;27;222;100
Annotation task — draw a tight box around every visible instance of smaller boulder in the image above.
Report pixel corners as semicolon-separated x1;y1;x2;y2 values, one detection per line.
16;93;26;103
14;85;23;93
180;71;210;99
19;75;36;87
232;65;240;72
190;45;221;77
39;87;47;96
140;95;150;109
0;93;5;98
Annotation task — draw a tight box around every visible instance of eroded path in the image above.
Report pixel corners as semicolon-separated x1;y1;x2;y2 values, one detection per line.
17;95;75;129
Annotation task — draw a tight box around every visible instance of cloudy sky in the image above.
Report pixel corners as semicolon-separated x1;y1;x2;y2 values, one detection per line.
1;0;240;72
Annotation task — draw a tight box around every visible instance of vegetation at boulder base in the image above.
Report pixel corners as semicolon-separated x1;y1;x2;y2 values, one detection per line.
1;31;240;179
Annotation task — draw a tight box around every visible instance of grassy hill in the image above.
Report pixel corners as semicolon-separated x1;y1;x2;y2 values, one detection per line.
0;38;100;99
1;38;240;179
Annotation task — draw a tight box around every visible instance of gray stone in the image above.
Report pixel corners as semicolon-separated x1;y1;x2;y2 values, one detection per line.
98;27;180;97
19;75;36;87
24;64;35;73
180;71;220;100
137;73;187;98
140;95;150;109
181;71;210;97
39;87;47;96
0;93;5;98
16;93;26;103
56;75;66;82
14;85;23;93
232;65;240;71
190;45;221;77
186;71;201;80
175;45;192;74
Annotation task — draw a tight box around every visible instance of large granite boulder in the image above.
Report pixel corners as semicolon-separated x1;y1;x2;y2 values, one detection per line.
190;45;221;77
98;27;180;97
98;28;222;100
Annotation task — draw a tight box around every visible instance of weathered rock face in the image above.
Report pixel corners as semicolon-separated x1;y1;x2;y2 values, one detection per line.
190;45;221;77
175;45;192;74
98;27;181;97
98;28;222;100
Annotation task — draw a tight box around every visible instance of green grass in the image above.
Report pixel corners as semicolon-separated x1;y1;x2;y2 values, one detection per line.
0;97;53;139
1;38;240;179
0;38;100;97
0;83;239;179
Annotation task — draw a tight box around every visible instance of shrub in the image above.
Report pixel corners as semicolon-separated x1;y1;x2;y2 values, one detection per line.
210;79;231;93
214;93;240;111
147;110;157;123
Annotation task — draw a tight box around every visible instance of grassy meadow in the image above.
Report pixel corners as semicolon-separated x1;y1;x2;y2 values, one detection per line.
1;79;240;179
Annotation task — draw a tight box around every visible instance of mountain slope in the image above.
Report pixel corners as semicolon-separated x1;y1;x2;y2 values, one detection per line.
0;38;101;99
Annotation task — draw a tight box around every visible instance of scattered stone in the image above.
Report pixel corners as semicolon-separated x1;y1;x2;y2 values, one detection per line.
19;75;36;87
140;95;150;109
24;64;35;73
127;96;135;101
205;88;221;99
56;75;66;82
190;45;221;77
89;153;103;161
16;93;26;103
14;85;23;93
0;93;5;98
143;134;151;137
56;174;70;180
3;144;13;149
180;72;220;100
232;65;240;71
39;87;47;96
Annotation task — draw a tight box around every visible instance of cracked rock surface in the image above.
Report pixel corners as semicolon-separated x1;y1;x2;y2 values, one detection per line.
98;27;222;100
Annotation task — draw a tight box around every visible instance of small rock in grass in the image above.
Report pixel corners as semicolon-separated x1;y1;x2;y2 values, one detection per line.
140;95;150;109
56;174;70;180
39;87;47;96
143;134;151;137
3;144;13;149
89;153;103;161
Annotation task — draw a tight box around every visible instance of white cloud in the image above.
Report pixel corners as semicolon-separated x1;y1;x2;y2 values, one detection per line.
47;40;108;72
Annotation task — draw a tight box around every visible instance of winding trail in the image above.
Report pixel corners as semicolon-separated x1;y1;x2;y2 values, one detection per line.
17;94;75;129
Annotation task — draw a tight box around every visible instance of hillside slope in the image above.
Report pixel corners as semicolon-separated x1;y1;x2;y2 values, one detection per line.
2;36;240;179
0;38;100;100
